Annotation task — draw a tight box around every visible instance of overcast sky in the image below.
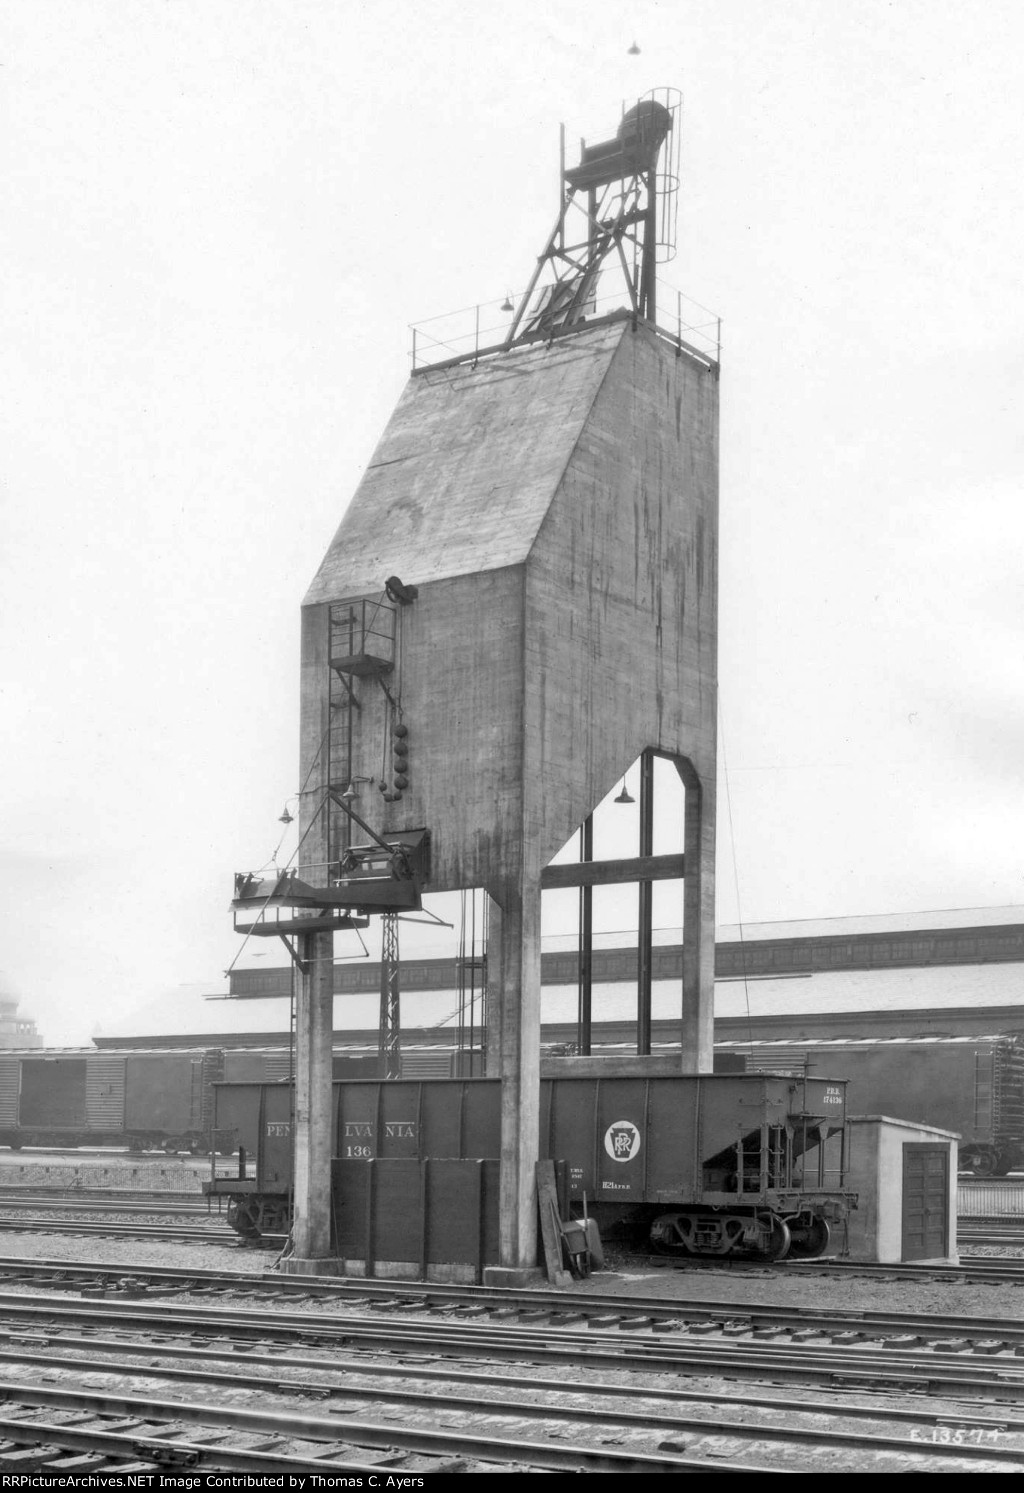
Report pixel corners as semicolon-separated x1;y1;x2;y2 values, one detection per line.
3;1;1023;1044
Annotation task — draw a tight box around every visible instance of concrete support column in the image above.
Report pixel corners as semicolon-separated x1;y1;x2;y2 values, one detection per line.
485;877;543;1282
284;927;339;1272
680;767;716;1071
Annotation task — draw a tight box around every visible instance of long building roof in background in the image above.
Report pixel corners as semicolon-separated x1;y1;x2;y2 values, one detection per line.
715;905;1024;939
93;959;1024;1047
84;906;1024;1049
221;908;1024;1002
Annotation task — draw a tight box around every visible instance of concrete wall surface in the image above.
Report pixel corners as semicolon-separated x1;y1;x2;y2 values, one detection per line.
304;322;631;604
299;317;718;899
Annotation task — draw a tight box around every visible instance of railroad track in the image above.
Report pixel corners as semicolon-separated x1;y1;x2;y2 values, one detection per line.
3;1254;1024;1373
683;1253;1024;1286
0;1217;242;1246
794;1257;1024;1285
4;1199;1024;1275
11;1190;1015;1237
0;1191;219;1216
636;1247;1024;1286
959;1218;1024;1247
0;1266;1019;1471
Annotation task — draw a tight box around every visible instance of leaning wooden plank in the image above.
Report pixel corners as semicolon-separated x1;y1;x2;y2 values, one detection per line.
535;1159;572;1287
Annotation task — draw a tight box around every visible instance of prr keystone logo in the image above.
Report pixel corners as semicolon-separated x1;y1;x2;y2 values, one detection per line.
604;1119;641;1162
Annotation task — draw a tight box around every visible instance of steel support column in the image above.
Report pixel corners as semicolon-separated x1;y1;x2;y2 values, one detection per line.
637;749;654;1055
679;762;716;1071
484;897;502;1075
379;911;400;1079
576;814;593;1056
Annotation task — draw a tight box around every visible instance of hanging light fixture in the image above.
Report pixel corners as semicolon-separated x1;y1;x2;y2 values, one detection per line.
614;780;635;804
500;293;514;313
339;776;376;804
277;805;294;824
627;39;641;55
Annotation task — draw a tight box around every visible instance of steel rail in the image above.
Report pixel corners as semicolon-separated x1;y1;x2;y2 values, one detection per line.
0;1193;216;1214
0;1412;389;1477
644;1250;1024;1281
0;1184;213;1197
0;1219;236;1244
2;1327;1017;1437
3;1254;1024;1345
12;1277;1023;1351
0;1294;1022;1399
0;1338;1020;1465
0;1380;740;1474
788;1257;1024;1286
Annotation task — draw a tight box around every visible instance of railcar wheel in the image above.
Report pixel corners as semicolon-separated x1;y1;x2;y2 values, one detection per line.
786;1215;830;1259
765;1216;791;1261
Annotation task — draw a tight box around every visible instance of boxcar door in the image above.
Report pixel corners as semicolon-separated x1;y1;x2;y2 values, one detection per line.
902;1144;949;1261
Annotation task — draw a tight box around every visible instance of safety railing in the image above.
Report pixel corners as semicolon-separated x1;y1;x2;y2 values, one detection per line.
410;279;721;373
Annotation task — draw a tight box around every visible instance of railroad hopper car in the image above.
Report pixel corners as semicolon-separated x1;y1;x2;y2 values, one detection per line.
0;1048;226;1152
209;1072;854;1262
716;1035;1024;1176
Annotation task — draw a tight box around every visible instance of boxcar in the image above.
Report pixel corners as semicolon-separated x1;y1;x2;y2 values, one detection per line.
220;1049;381;1085
716;1035;1024;1176
0;1047;224;1152
208;1071;853;1261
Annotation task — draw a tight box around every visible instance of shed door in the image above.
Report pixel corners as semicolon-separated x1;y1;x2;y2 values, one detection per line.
902;1144;949;1261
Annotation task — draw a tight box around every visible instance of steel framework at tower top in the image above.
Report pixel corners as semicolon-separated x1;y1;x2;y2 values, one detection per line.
507;88;682;344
